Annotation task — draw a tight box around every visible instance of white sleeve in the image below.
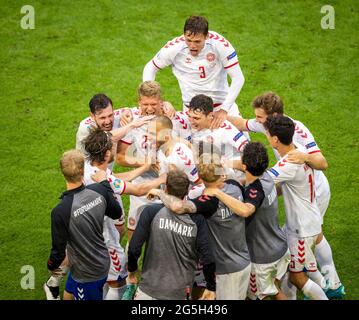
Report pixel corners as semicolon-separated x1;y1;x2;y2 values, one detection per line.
267;159;299;184
107;174;126;195
221;64;245;112
221;122;249;153
143;60;159;81
293;121;321;154
150;38;180;70
245;119;266;134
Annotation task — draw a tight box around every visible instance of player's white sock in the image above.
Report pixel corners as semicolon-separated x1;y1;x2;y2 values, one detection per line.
315;236;341;289
104;286;127;300
308;270;327;289
302;279;328;300
280;272;297;300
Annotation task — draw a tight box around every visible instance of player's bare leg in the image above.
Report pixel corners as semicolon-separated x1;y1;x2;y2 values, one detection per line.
289;272;328;300
63;290;74;300
280;272;297;300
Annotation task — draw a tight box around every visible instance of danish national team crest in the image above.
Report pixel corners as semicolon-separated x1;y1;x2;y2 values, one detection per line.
206;53;216;62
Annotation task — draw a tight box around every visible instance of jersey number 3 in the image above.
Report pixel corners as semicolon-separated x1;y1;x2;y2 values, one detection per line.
199;66;206;78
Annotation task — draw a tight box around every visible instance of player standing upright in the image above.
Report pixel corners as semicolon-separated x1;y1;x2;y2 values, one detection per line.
264;115;328;300
83;128;166;299
204;142;290;300
143;16;245;127
229;92;344;298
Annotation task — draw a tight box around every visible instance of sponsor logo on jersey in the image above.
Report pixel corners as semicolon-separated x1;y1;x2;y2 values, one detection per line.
305;142;317;149
269;168;279;177
206;52;216;62
185;57;192;64
190;167;198;176
227;51;237;61
233;132;244;142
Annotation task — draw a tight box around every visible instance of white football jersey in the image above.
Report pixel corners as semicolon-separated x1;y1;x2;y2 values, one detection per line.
157;142;200;184
246;118;330;202
172;111;193;141
191;120;248;177
267;146;322;238
121;110;193;173
151;31;241;107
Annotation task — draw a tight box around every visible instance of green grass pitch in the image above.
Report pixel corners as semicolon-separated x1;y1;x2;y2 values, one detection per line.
0;0;358;299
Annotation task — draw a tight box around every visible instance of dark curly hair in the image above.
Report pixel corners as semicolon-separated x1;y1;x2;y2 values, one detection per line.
83;127;113;164
242;142;269;176
264;114;295;146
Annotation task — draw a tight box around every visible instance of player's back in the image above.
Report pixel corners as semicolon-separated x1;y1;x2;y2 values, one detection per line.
139;204;203;300
204;180;250;274
245;172;287;264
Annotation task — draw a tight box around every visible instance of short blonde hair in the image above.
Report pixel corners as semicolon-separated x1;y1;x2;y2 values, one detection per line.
197;153;223;183
60;149;84;183
138;81;161;98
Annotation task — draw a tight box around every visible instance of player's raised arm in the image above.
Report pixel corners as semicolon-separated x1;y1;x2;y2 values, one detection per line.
287;149;328;170
221;63;245;113
204;187;255;218
143;60;159;81
143;37;177;81
227;115;248;132
147;189;197;214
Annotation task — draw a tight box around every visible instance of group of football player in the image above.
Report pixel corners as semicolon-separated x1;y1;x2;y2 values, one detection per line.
44;16;345;300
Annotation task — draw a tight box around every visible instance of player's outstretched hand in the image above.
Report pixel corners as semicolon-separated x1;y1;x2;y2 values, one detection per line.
91;170;107;182
287;149;308;164
120;108;134;126
210;109;227;129
131;115;156;128
199;289;216;300
147;188;162;200
162;101;176;119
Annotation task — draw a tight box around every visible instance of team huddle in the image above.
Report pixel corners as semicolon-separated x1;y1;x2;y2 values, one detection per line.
44;16;345;300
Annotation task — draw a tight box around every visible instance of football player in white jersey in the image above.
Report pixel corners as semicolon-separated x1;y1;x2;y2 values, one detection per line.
265;115;328;300
148;116;200;184
187;94;249;180
228;92;344;298
117;81;194;241
76;93;153;165
143;16;245;128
